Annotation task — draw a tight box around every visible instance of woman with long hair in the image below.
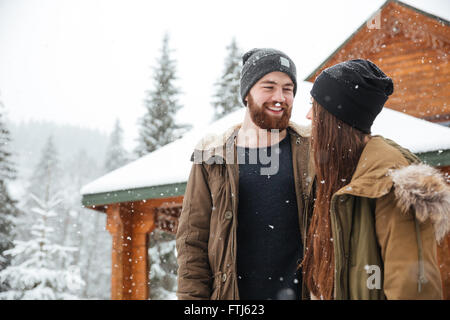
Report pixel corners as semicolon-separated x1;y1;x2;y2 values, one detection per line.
301;59;449;300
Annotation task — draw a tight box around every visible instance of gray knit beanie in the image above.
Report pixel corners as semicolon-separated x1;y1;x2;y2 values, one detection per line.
240;48;297;105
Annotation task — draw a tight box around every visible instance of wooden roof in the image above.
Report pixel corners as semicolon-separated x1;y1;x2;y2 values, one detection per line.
305;0;450;124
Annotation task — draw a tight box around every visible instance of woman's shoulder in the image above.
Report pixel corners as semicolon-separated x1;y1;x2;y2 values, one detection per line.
361;136;415;167
339;136;411;199
355;136;450;242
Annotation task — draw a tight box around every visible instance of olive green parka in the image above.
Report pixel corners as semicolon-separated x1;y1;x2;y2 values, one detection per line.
327;136;447;299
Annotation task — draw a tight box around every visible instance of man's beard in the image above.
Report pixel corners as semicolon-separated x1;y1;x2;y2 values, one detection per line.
247;94;292;131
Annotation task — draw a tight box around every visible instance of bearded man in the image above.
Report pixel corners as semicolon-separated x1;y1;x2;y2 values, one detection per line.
176;48;314;300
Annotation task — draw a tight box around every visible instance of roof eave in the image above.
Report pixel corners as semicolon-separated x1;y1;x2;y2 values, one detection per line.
304;0;393;81
81;182;187;208
416;149;450;168
80;149;450;208
304;0;450;82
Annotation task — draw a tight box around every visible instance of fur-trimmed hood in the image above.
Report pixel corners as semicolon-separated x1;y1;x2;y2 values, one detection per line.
390;163;450;243
336;135;450;243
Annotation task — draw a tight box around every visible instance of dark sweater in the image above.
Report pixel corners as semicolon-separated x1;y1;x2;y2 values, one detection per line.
236;133;303;300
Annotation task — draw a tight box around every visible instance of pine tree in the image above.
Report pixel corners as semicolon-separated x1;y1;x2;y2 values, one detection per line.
0;100;16;183
23;135;69;246
0;193;84;300
0;99;19;291
135;32;190;158
28;135;61;203
212;37;243;120
104;119;129;173
0;134;84;299
148;229;177;299
65;149;111;299
0;183;17;272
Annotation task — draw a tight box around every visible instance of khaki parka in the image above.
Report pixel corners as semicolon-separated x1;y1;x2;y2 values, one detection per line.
176;122;314;300
329;135;448;300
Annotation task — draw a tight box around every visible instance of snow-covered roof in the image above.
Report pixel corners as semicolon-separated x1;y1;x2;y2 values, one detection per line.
81;81;450;196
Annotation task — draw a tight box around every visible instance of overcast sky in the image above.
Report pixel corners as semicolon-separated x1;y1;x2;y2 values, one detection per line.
0;0;449;150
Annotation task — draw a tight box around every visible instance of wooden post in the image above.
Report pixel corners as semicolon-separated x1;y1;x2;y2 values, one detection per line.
106;203;133;300
130;201;155;300
129;232;150;299
104;197;182;300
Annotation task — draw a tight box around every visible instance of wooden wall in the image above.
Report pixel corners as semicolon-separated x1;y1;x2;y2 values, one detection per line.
437;234;450;300
438;165;450;299
307;1;450;123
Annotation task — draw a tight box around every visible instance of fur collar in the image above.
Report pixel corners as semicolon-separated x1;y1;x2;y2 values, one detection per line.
193;121;311;152
337;136;450;243
390;163;450;243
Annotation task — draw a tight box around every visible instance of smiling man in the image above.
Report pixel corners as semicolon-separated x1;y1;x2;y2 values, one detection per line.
176;48;315;300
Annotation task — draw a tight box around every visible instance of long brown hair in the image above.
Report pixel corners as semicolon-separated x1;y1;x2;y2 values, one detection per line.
301;100;368;299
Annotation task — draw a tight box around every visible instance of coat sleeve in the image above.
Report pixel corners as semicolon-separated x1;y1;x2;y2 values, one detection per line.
176;163;213;299
375;190;443;300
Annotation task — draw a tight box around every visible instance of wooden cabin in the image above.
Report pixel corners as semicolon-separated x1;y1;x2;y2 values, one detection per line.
305;0;450;126
81;0;450;300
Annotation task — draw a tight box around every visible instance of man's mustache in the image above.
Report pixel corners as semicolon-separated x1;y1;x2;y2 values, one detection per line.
263;102;290;109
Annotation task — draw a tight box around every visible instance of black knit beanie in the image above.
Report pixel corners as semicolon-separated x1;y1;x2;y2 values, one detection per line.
310;59;394;134
240;48;297;105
